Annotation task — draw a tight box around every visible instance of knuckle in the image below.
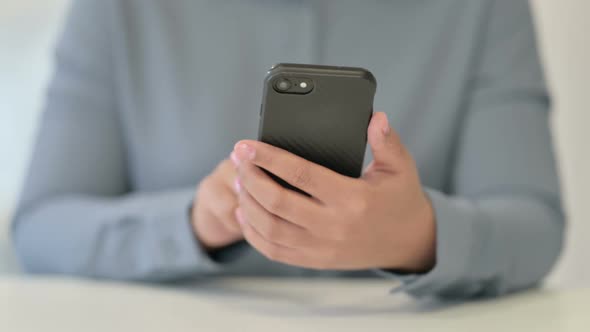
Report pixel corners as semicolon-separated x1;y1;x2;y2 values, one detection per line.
257;150;274;166
350;197;369;216
347;184;371;215
267;189;286;213
261;219;281;241
291;164;312;188
389;140;405;158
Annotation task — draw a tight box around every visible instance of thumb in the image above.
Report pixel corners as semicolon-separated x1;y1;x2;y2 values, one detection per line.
367;112;406;172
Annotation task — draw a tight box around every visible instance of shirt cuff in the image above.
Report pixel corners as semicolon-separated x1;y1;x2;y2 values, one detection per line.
377;188;485;297
170;203;222;274
145;190;222;279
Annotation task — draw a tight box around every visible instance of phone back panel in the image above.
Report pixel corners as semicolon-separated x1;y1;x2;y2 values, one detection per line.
259;64;376;178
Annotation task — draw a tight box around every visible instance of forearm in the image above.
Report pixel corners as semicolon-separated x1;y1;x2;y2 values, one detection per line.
12;188;220;281
391;188;564;299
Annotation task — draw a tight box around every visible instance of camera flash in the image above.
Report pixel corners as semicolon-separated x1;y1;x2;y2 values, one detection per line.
299;82;308;89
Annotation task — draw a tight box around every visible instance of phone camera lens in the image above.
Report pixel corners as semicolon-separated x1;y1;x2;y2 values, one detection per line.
275;78;292;92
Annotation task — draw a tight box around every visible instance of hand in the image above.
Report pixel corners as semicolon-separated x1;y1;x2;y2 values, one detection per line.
231;112;436;272
192;159;244;251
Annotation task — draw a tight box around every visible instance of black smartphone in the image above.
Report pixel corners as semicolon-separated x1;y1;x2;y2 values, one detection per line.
258;63;377;190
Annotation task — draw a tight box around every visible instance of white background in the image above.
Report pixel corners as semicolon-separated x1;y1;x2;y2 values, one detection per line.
0;0;588;286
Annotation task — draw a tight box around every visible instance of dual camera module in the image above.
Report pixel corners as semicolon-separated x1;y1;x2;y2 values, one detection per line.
273;77;314;94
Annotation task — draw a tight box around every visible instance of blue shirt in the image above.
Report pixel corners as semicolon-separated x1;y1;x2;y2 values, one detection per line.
13;0;563;299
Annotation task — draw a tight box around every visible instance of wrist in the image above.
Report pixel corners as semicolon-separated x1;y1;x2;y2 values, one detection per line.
189;204;215;252
192;215;217;253
393;194;436;273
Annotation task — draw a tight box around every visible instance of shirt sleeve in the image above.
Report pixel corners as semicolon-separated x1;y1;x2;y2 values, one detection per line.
11;0;220;281
382;0;564;298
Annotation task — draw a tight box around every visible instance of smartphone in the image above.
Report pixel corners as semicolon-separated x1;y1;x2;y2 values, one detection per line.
258;63;377;190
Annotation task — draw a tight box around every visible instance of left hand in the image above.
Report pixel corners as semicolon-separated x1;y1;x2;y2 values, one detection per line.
231;112;436;272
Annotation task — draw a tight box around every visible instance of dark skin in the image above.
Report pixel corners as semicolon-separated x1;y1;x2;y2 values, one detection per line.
192;112;436;272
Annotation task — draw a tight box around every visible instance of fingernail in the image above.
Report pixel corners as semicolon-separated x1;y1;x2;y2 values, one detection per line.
235;208;246;225
234;178;241;194
230;151;240;167
234;143;256;161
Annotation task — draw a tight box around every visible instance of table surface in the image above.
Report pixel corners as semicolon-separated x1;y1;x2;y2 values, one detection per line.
1;277;588;332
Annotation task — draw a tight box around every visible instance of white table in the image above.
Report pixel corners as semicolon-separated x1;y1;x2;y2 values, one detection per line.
1;277;588;332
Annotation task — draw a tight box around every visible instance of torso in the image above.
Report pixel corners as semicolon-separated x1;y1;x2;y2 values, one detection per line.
107;0;488;195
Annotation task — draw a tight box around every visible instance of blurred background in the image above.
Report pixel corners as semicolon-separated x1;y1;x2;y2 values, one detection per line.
0;0;588;286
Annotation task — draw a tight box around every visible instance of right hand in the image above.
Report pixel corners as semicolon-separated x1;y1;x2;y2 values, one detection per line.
192;158;243;251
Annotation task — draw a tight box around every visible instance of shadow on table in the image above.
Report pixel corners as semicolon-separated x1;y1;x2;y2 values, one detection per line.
169;277;559;319
171;277;487;317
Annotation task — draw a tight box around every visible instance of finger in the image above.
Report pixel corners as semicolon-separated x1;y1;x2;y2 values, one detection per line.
211;207;241;233
206;179;241;233
236;161;322;230
218;158;238;187
238;187;310;248
232;140;348;201
236;208;301;266
200;205;241;236
366;112;408;173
